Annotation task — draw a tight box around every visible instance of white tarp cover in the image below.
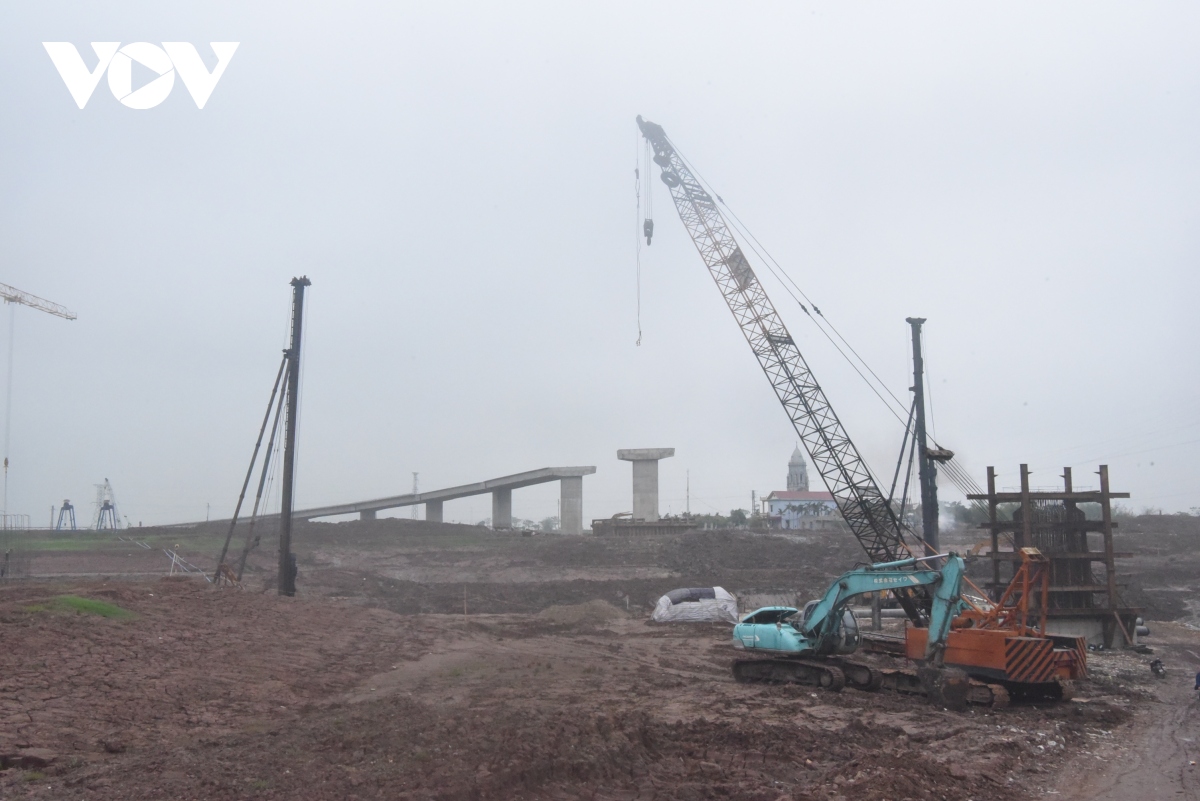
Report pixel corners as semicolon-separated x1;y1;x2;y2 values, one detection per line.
651;586;738;623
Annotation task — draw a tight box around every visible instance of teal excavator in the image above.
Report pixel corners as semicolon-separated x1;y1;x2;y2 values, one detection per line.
731;554;970;704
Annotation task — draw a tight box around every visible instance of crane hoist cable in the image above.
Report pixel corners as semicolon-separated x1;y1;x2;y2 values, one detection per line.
888;399;917;505
633;132;644;346
921;326;938;441
898;422;919;522
642;137;654;244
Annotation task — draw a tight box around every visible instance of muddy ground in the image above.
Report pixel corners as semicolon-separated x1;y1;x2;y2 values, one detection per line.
2;517;1198;800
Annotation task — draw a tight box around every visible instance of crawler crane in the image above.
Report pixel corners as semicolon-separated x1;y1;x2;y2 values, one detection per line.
636;116;1084;703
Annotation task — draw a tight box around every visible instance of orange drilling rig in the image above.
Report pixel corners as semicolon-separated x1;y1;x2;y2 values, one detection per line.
905;547;1086;704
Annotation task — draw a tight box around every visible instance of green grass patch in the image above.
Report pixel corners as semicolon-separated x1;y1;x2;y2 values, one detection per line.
6;532;228;553
25;595;135;619
7;537;110;552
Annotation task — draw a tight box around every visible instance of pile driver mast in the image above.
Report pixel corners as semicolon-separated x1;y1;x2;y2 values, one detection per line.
636;115;926;618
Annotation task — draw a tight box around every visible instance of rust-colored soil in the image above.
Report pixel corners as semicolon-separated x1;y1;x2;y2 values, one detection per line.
0;520;1194;799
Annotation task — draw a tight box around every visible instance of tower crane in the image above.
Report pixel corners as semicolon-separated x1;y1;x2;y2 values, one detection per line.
635;116;929;621
0;283;78;321
0;282;77;523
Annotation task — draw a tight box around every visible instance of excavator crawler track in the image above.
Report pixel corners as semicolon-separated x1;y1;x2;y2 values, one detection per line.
828;659;884;692
732;659;845;692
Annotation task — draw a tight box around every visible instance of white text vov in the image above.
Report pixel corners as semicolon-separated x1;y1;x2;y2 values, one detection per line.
43;42;239;109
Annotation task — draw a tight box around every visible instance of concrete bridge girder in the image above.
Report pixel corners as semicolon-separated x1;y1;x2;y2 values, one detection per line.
281;466;595;535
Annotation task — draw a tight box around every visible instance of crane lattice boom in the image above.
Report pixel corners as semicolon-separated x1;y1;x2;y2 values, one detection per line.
0;282;77;320
636;116;913;566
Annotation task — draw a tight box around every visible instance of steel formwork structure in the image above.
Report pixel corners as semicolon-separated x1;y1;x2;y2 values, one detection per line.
968;464;1138;648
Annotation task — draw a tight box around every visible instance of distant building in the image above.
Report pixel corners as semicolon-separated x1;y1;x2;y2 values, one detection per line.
763;446;838;530
786;444;808;491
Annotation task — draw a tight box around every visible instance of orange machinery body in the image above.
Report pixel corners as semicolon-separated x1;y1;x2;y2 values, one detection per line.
905;626;1087;685
905;547;1088;686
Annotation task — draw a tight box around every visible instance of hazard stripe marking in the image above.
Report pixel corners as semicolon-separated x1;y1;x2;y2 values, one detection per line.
1005;638;1056;683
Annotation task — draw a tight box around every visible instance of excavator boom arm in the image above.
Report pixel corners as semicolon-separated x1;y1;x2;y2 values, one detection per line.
804;555;967;659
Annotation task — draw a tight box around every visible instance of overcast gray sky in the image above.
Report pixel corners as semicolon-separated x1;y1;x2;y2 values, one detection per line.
1;2;1197;528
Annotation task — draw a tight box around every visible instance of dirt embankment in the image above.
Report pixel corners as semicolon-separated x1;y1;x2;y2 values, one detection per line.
1110;513;1200;623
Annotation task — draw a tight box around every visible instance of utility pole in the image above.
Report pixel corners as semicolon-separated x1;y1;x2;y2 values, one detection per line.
278;276;310;596
906;317;944;553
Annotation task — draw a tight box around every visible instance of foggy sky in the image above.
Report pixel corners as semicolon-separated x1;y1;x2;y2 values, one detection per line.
1;2;1197;528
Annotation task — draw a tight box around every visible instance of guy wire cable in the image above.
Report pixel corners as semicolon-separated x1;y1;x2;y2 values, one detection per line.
671;141;913;424
670;135;993;511
670;140;911;411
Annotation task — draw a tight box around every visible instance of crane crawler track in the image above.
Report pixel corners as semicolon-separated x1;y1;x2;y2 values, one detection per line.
879;669;1015;708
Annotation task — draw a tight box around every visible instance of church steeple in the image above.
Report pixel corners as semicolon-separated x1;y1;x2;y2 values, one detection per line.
787;444;809;491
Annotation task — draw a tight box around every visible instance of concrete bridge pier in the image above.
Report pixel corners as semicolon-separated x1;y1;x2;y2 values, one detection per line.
560;476;583;535
360;509;376;521
492;488;513;529
618;448;675;522
426;500;443;523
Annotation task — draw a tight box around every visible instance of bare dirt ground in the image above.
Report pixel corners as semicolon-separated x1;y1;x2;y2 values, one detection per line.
1054;621;1200;801
1;518;1197;800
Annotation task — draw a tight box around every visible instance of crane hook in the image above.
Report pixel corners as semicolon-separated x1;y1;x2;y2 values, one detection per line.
643;219;654;246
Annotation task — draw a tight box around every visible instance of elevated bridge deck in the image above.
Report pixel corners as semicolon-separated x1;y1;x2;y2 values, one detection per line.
298;466;595;533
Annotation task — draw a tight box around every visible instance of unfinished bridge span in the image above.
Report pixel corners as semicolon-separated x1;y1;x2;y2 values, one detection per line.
295;466;596;534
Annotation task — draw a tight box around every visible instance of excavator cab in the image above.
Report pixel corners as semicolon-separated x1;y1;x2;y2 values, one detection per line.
802;601;861;655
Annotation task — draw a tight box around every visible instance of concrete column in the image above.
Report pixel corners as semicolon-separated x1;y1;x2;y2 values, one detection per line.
617;448;675;522
426;500;443;523
631;461;659;521
492;488;512;529
359;509;377;521
560;476;583;535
